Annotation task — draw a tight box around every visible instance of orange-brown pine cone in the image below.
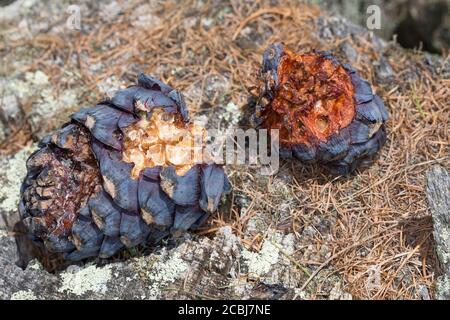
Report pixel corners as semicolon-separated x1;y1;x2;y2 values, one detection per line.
253;43;388;174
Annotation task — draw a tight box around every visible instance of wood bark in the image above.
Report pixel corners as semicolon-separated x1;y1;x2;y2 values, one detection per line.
426;165;450;300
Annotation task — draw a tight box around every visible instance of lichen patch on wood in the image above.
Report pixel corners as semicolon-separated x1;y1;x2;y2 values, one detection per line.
58;264;113;296
0;145;37;212
10;290;38;300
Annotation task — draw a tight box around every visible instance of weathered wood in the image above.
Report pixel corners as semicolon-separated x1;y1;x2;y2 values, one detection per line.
0;225;298;300
426;165;450;300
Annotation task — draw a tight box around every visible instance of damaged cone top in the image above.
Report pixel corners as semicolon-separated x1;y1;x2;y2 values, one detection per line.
253;43;388;174
19;74;231;261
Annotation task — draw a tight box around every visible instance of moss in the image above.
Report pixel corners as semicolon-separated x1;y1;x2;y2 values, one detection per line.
58;264;113;296
0;145;38;212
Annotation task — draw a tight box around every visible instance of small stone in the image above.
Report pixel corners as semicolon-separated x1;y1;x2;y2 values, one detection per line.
374;57;394;83
418;284;431;300
340;41;358;63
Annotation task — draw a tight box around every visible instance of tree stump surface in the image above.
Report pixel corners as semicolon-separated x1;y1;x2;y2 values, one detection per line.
426;165;450;300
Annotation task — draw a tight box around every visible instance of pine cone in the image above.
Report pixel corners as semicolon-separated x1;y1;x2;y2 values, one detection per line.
19;74;231;261
252;43;388;174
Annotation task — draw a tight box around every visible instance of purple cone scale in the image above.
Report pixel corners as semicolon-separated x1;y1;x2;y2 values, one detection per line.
253;43;388;174
19;74;230;261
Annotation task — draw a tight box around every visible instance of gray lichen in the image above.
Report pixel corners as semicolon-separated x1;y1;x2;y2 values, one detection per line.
219;102;241;126
10;290;38;300
28;87;78;138
0;144;37;212
436;276;450;300
144;249;189;299
1;70;79;140
241;231;296;286
328;283;353;300
131;241;196;299
242;235;281;278
58;264;113;296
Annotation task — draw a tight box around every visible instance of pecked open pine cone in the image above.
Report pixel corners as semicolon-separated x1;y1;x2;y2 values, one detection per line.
19;74;231;261
252;43;388;174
